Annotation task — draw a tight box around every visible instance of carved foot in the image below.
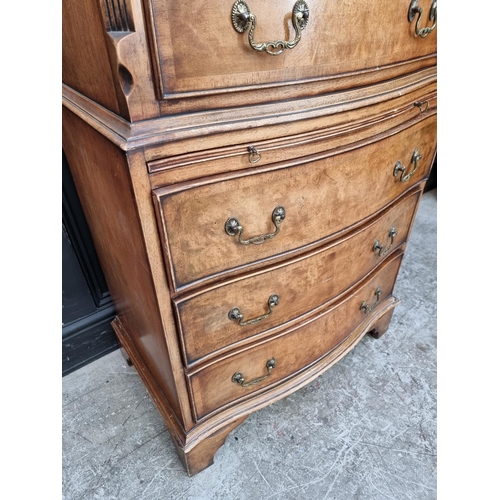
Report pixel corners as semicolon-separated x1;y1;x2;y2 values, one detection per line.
175;416;248;476
368;307;396;339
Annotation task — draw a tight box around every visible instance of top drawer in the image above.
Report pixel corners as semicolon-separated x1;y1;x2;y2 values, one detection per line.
145;0;437;110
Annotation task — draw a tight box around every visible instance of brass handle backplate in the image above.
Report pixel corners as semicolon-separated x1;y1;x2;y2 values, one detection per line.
360;286;382;314
229;294;280;327
232;0;309;56
408;0;437;38
225;206;286;245
232;357;276;387
393;149;422;183
373;226;398;257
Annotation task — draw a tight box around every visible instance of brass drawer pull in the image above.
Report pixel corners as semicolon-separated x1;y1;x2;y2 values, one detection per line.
373;226;398;257
408;0;437;38
414;100;429;113
360;286;382;314
248;146;261;164
225;206;286;245
229;294;280;326
231;0;309;56
232;358;276;387
393;149;422;183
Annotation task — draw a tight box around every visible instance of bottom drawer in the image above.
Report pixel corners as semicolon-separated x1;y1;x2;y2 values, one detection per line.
188;252;404;420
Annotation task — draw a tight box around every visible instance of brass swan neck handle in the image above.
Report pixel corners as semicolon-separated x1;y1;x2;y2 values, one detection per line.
229;294;280;327
393;149;422;183
360;287;382;315
232;0;309;56
225;206;286;245
232;358;277;387
408;0;437;38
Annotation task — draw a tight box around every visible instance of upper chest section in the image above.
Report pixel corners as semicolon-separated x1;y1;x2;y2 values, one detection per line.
149;0;437;113
63;0;437;121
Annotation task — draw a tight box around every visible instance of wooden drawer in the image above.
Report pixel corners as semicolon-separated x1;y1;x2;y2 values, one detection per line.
144;0;437;112
176;189;421;365
187;252;403;420
147;87;437;185
153;115;436;292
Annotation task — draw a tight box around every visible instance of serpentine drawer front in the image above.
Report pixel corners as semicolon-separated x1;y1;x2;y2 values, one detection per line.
63;0;437;476
175;189;421;365
153;115;436;292
146;86;437;183
187;253;404;420
143;0;437;113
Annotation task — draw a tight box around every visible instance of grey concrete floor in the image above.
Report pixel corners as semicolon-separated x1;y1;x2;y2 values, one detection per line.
63;190;437;500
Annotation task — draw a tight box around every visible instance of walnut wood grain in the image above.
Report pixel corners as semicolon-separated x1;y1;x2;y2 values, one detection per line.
63;0;436;120
184;298;401;446
114;294;400;474
62;67;436;151
125;148;195;430
158;56;437;116
148;89;437;186
62;108;185;422
188;253;403;420
63;0;121;115
176;190;421;365
153;116;436;292
63;0;160;121
100;0;160;121
145;0;436;101
63;0;437;475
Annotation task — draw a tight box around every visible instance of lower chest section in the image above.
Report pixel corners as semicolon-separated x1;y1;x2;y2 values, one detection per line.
147;98;436;424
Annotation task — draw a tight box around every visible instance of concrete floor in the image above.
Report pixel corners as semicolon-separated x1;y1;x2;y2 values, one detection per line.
63;190;437;500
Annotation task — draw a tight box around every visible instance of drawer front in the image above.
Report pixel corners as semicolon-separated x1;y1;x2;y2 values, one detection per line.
153;115;436;292
148;86;437;183
188;253;403;420
176;189;421;365
145;0;437;107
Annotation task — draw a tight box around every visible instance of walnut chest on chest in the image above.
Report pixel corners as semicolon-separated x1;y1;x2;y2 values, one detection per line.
62;0;437;475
